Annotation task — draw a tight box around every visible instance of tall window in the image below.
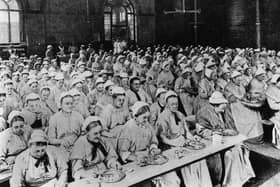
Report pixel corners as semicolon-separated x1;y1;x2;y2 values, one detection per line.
104;0;137;42
0;0;21;43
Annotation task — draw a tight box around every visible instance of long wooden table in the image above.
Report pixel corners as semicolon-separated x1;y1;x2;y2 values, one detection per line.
69;134;247;187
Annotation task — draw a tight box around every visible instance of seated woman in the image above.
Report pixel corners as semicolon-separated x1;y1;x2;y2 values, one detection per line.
157;91;212;187
70;116;120;180
0;111;32;166
70;89;90;119
225;71;263;143
100;86;130;147
48;92;83;158
10;130;68;187
117;101;180;187
196;91;255;187
266;74;280;148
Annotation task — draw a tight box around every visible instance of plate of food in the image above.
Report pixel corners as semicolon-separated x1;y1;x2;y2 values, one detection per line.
184;140;206;150
98;169;126;183
138;154;169;166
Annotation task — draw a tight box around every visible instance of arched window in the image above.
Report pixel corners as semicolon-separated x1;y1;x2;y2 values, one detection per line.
0;0;21;44
104;0;137;42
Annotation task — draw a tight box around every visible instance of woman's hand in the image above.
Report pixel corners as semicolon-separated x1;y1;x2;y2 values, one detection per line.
150;148;161;156
223;129;238;136
109;160;121;170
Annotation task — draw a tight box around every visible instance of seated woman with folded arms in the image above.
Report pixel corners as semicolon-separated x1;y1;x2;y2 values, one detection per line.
10;130;68;187
70;116;121;180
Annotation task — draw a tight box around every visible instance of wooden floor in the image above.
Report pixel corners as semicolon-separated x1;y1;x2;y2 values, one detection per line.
244;142;280;187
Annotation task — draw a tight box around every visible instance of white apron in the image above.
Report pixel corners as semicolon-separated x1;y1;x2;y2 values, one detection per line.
223;145;255;187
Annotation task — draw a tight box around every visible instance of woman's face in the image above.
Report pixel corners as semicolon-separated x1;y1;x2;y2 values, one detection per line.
121;78;129;87
96;83;104;92
113;95;125;108
131;79;140;91
74;82;83;91
27;100;40;113
0;95;6;106
256;74;266;81
30;142;47;159
61;96;73;112
41;89;50;101
163;64;170;72
12;120;25;136
167;97;178;113
30;82;38;91
5;84;13;95
78;65;86;73
102;74;108;82
135;111;150;126
233;76;242;86
158;93;166;105
87;125;102;143
57;79;64;88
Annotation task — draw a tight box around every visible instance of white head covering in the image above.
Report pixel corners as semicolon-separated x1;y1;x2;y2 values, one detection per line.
209;91;228;104
231;70;242;79
112;86;125;95
25;93;40;103
95;77;105;85
70;78;83;88
104;80;115;90
155;88;167;98
131;101;149;116
8;111;24;124
82;116;103;131
164;90;177;102
58;92;72;108
54;73;64;80
254;68;266;77
29;130;48;144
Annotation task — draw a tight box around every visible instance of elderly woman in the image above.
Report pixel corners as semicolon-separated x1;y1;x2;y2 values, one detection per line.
10;130;68;187
196;91;255;187
126;76;152;107
98;80;114;107
157;91;212;187
150;88;167;133
40;86;58;116
87;77;105;106
71;89;90;119
0;88;13;124
193;68;217;114
175;67;197;116
117;101;180;187
21;93;49;130
48;92;83;157
0;111;32;166
100;87;129;140
70;116;120;180
225;71;264;142
157;60;175;90
266;74;280;148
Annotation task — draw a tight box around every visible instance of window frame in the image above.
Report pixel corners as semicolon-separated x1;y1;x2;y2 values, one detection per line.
103;0;137;42
0;0;22;44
